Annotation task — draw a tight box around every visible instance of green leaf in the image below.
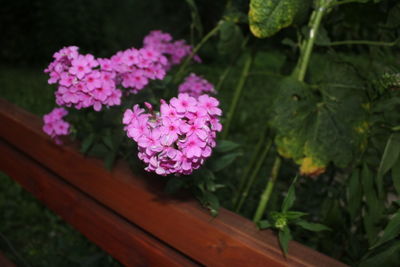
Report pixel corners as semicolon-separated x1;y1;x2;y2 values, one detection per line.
371;210;400;249
284;211;307;220
249;0;301;38
347;168;363;221
80;133;95;154
165;177;185;194
102;133;114;150
296;220;331;232
215;140;241;153
218;21;244;58
360;241;400;267
377;133;400;197
257;220;272;229
202;191;220;216
104;151;117;171
87;143;109;158
272;59;368;174
313;25;330;46
210;151;242;172
278;226;292;256
362;164;384;246
281;175;298;212
392;157;400;195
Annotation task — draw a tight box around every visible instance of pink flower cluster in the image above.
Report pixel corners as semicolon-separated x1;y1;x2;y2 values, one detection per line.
110;47;167;94
178;73;216;98
122;93;222;176
42;107;70;144
143;30;201;70
45;46;122;111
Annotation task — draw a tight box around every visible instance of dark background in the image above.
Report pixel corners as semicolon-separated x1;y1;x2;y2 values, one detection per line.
0;0;226;67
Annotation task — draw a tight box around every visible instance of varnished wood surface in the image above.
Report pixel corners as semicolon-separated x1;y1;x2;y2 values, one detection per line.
0;140;197;267
0;252;16;267
0;98;347;267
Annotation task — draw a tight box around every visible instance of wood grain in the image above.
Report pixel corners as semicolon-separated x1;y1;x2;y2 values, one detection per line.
0;140;197;267
0;98;347;267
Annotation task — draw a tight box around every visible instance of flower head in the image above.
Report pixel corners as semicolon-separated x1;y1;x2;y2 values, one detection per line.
123;94;223;175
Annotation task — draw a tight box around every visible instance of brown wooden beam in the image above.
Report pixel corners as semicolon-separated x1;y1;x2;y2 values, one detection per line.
0;98;347;267
0;140;197;267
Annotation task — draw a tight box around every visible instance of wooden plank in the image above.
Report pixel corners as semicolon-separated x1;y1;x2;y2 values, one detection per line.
0;98;347;267
0;252;16;267
0;140;197;267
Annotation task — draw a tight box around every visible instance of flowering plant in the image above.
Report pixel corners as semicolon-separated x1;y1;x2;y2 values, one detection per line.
43;30;229;214
39;0;400;263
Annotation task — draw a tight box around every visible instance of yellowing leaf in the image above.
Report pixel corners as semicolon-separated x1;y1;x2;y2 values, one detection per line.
299;157;326;177
249;0;301;38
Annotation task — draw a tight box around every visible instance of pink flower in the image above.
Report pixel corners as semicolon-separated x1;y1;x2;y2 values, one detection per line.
198;94;222;116
143;30;200;70
122;93;223;176
42;107;71;144
170;93;197;114
45;46;122;111
69;55;94;79
178;73;215;98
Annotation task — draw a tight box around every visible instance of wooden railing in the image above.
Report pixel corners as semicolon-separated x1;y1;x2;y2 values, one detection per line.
0;98;346;267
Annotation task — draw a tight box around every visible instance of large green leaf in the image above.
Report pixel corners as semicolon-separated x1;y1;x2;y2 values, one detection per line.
271;57;369;175
249;0;301;38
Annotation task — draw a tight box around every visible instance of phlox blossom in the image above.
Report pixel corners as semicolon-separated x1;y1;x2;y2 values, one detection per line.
42;107;71;144
122;93;223;176
178;73;216;98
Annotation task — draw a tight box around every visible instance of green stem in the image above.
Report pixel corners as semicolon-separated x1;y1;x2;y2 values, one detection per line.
216;36;249;92
319;38;399;47
215;64;233;92
253;156;282;223
173;23;221;84
235;138;272;213
221;54;253;139
233;128;267;206
294;1;327;82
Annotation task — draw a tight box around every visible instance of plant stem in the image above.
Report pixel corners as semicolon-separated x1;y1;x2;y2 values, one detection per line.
215;64;233;92
253;156;282;223
319;38;399;47
233;128;267;206
173;23;221;84
235;138;272;213
294;2;327;82
221;54;252;139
